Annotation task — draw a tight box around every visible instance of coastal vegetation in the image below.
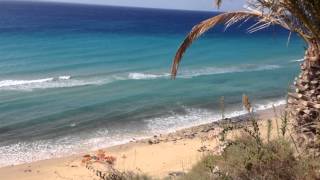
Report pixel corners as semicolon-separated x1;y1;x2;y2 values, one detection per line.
179;96;320;179
179;136;320;180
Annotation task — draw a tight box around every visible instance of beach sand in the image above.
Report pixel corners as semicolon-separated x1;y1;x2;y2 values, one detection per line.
0;106;286;180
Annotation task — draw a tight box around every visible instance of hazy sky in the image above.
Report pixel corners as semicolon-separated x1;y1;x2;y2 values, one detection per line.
23;0;246;11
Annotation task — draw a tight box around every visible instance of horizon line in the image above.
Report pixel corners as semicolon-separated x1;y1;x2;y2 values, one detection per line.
4;0;222;13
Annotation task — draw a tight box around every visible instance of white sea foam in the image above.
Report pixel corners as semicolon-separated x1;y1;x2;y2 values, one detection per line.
0;76;107;91
0;78;54;88
290;58;304;62
58;76;71;80
128;72;170;80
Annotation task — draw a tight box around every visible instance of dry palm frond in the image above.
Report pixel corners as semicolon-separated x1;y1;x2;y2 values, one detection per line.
171;11;262;78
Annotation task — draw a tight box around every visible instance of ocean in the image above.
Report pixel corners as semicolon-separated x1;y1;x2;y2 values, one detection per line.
0;1;305;166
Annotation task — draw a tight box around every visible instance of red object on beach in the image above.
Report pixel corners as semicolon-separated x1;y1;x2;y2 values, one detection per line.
105;156;117;165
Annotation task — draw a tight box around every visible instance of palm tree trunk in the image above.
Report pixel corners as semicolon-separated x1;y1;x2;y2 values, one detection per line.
289;39;320;156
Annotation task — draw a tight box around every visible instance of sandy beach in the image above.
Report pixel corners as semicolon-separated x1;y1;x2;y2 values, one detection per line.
0;105;285;180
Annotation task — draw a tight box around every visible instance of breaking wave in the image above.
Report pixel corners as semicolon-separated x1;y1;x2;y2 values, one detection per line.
0;75;107;91
0;78;55;88
128;64;281;80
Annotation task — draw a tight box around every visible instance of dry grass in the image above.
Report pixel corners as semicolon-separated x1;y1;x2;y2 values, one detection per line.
179;136;320;180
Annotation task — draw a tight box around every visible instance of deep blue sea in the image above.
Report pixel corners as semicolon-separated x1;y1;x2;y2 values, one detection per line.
0;1;305;166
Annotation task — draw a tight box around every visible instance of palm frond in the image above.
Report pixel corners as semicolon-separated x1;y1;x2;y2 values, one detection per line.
171;11;261;79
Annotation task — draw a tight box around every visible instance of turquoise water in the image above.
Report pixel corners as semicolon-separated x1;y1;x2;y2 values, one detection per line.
0;2;305;166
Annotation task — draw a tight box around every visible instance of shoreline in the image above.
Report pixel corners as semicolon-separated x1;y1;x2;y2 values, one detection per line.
0;98;286;168
0;105;285;179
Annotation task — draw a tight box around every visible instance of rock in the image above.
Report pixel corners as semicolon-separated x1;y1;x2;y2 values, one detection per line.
198;146;208;152
148;139;160;145
148;139;154;145
168;171;186;177
24;169;32;173
201;127;215;133
185;133;196;139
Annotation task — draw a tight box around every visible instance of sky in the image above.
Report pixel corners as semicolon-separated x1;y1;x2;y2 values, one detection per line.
19;0;246;11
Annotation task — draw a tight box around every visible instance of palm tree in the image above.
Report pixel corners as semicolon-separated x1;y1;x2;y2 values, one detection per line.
171;0;320;155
